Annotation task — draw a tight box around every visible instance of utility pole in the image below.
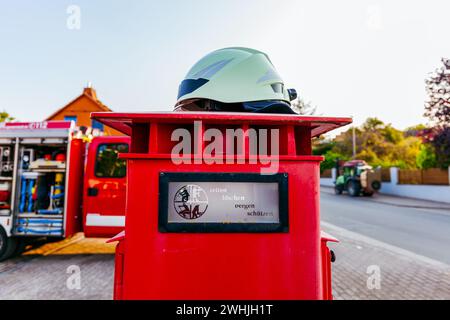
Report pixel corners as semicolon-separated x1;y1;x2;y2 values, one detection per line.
352;126;356;159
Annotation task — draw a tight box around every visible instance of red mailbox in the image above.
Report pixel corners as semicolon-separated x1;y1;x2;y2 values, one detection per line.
95;111;351;300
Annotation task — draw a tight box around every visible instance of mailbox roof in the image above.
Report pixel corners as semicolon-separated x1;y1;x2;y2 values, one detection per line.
91;112;352;138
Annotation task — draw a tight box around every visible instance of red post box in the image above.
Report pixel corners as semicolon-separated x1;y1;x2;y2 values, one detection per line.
95;112;351;300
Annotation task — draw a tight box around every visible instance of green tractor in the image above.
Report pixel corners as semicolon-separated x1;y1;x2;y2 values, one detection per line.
334;160;382;197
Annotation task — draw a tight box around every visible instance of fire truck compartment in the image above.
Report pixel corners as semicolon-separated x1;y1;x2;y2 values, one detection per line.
13;143;68;236
0;122;75;237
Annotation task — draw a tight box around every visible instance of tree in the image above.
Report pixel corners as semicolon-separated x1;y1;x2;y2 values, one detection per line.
416;144;437;169
430;127;450;168
291;98;316;115
327;118;422;169
320;150;347;173
425;58;450;126
424;58;450;168
0;111;14;123
362;117;384;131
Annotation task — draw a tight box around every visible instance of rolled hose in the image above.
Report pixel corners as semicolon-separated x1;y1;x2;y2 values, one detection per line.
17;218;62;225
16;227;62;235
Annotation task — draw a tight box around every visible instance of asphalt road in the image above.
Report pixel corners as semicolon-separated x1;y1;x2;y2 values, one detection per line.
320;189;450;264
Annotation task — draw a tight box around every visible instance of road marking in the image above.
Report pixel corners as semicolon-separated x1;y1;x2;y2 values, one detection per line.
321;221;450;268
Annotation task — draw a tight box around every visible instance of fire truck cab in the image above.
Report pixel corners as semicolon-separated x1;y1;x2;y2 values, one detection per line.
0;121;129;261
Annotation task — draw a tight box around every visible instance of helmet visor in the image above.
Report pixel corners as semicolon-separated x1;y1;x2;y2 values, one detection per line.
175;99;297;115
177;78;209;99
242;100;297;114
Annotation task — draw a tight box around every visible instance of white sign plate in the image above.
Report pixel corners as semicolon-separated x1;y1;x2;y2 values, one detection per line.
167;182;280;224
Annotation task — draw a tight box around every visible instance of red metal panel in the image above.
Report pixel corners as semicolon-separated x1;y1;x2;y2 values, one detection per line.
107;230;125;243
113;240;125;300
64;138;85;236
107;231;126;299
320;232;338;300
121;159;322;300
82;136;130;238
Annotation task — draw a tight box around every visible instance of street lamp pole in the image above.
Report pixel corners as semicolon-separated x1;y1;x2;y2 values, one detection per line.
352;126;356;159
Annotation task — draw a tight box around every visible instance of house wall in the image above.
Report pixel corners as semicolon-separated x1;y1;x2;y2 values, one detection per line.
48;96;122;136
320;178;335;187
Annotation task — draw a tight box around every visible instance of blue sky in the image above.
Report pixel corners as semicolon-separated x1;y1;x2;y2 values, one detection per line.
1;0;449;132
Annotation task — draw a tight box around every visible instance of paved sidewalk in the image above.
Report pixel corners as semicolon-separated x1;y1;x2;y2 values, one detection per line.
322;222;450;300
321;186;450;211
0;236;115;300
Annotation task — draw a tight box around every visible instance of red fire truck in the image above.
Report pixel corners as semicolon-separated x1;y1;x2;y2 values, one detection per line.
0;121;129;261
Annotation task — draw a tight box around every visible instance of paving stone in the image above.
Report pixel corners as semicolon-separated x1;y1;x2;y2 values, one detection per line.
324;225;450;300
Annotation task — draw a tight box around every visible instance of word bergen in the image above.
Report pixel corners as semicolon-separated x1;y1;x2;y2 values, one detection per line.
171;121;280;174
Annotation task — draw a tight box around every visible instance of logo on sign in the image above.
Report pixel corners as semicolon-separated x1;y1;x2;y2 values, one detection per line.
174;185;208;220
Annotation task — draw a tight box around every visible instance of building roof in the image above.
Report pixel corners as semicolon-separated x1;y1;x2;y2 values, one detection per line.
45;86;112;120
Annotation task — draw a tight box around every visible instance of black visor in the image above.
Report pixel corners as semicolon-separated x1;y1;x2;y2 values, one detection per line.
177;78;209;99
242;100;296;114
175;99;296;115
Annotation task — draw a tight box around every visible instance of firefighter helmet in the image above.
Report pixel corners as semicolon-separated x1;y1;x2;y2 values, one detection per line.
175;47;297;114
